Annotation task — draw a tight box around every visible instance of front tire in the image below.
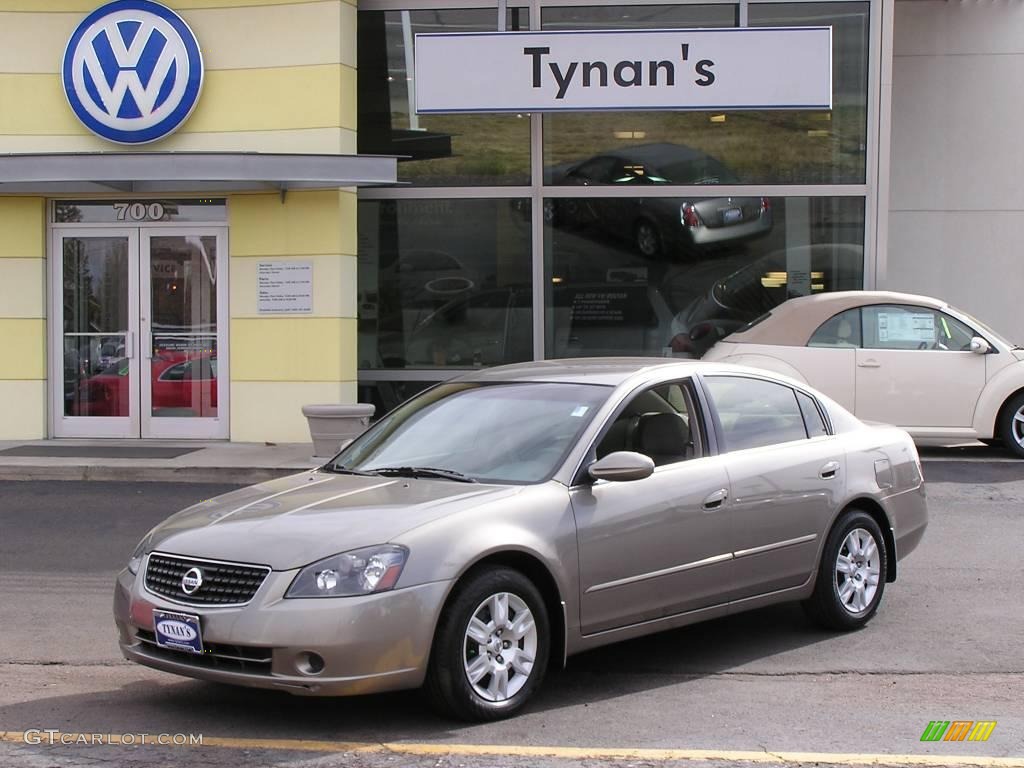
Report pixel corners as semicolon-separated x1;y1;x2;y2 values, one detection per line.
997;391;1024;458
803;510;887;631
425;568;549;721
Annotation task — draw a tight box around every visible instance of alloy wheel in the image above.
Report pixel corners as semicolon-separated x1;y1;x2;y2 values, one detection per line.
463;592;538;702
835;527;881;614
1012;405;1024;449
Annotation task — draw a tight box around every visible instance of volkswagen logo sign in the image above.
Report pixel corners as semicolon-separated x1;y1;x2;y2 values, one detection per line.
181;567;204;595
62;0;204;145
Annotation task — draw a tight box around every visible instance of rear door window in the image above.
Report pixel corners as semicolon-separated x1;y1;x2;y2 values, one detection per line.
703;375;808;451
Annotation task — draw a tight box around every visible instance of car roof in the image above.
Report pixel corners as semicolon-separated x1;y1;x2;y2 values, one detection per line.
729;290;952;346
454;357;707;386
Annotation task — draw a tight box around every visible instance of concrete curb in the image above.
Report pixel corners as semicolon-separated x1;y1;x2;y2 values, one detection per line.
0;465;313;484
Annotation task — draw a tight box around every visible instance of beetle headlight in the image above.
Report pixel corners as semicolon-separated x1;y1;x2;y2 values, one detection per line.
285;545;408;598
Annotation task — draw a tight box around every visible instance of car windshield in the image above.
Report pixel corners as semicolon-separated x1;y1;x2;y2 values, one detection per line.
329;381;611;484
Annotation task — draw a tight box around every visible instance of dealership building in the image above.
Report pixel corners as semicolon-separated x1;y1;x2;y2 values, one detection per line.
0;0;1016;443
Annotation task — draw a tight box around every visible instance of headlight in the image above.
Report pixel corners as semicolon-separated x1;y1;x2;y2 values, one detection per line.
285;545;408;599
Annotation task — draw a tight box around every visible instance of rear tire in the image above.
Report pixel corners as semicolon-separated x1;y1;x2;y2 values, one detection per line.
997;391;1024;458
803;510;887;631
425;568;549;721
635;220;663;258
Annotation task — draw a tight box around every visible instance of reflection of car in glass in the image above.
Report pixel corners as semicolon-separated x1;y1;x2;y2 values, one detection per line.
381;249;475;303
69;354;217;417
545;143;772;258
703;291;1024;456
375;281;678;367
116;359;926;721
378;287;532;368
668;244;865;358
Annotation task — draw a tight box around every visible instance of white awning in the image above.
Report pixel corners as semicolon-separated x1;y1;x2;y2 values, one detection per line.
0;152;397;194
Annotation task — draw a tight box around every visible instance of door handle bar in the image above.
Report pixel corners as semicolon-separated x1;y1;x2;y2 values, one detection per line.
819;461;840;480
702;488;728;510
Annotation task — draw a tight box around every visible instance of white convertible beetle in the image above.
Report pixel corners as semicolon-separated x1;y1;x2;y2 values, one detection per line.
704;291;1024;456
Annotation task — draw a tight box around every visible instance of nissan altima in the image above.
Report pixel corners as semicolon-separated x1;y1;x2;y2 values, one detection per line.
114;359;927;721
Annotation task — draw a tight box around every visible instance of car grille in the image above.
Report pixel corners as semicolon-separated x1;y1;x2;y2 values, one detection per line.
144;553;270;606
135;629;273;674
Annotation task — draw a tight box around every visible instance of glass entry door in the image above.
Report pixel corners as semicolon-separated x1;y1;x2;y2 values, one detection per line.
55;231;140;437
141;228;227;439
51;227;228;439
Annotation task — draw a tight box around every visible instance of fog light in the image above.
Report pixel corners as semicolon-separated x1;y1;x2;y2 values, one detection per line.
296;652;325;675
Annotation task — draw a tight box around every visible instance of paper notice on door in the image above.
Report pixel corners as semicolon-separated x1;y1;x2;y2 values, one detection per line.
877;311;935;343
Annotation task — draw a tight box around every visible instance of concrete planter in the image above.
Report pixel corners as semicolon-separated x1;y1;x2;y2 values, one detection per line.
301;403;376;458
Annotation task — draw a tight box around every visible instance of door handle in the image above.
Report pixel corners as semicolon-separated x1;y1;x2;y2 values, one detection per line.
857;359;881;368
819;461;840;479
124;331;134;359
702;488;728;510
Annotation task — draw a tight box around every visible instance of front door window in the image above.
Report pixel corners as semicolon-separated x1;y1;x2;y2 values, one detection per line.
144;233;220;435
59;233;137;436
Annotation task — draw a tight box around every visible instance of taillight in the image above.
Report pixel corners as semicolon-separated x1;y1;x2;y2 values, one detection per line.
680;202;701;228
760;197;771;213
669;334;690;353
689;322;713;341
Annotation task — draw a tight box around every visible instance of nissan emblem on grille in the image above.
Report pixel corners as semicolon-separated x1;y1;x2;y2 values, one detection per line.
181;567;203;594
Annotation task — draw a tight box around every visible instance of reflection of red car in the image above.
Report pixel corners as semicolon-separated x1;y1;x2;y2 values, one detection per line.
69;354;217;417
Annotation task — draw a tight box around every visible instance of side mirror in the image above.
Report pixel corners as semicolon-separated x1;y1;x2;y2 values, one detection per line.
588;451;655;482
969;336;991;355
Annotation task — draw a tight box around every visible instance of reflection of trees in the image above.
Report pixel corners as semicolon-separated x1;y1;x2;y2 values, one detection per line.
63;240;100;333
54;204;83;223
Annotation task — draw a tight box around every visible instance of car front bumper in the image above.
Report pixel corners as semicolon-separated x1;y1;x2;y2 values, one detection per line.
113;563;451;696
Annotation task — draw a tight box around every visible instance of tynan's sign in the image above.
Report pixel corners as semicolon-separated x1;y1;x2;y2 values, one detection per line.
414;28;832;113
62;0;204;144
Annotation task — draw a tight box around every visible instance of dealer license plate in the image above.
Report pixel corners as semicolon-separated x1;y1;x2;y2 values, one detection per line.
153;610;204;655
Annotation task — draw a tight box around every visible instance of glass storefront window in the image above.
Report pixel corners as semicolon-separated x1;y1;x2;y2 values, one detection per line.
358;8;531;186
358;198;534;370
542;3;868;185
544;196;865;359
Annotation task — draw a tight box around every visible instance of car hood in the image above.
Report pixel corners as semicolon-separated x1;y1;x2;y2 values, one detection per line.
146;470;520;570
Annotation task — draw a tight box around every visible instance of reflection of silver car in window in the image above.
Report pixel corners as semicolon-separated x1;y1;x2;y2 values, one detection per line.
668;244;865;358
379;288;533;368
546;143;772;259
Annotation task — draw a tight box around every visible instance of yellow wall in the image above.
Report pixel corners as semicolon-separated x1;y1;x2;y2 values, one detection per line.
0;197;46;439
0;1;358;153
228;191;359;443
0;2;360;443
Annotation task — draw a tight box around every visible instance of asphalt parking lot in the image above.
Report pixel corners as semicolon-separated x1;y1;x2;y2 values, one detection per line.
1;457;1022;768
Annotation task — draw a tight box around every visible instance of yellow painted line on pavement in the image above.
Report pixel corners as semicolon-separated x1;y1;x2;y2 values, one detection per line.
2;731;1023;767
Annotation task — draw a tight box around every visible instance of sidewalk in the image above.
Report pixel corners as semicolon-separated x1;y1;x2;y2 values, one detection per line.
0;439;322;484
0;438;1018;486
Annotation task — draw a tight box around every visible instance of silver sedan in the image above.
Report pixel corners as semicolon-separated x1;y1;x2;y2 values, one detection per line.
114;359;928;721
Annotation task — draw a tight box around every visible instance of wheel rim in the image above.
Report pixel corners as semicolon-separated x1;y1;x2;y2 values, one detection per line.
637;224;658;255
835;528;881;614
463;592;538;702
1012;405;1024;449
